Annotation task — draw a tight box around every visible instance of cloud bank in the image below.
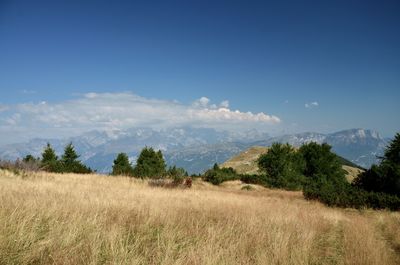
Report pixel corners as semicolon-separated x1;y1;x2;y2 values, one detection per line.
0;92;280;144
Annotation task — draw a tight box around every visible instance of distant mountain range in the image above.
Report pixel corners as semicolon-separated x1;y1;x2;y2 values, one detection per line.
0;127;389;174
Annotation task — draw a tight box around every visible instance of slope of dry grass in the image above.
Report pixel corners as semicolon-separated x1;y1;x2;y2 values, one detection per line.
221;146;268;175
0;169;399;265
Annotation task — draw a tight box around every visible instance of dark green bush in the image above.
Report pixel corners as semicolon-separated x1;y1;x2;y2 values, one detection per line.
304;175;400;210
240;174;269;186
353;132;400;197
203;164;240;185
258;143;305;190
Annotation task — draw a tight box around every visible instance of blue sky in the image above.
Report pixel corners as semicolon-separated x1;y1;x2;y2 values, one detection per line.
0;0;399;144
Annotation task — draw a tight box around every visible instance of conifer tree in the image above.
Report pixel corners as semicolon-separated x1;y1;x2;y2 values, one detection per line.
41;143;61;172
112;153;134;176
383;133;400;165
61;143;79;166
354;132;400;196
41;143;58;163
133;147;166;178
60;143;91;173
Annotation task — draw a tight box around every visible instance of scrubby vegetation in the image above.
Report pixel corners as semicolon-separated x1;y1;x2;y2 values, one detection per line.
203;133;400;211
203;163;239;185
0;158;41;173
166;165;189;185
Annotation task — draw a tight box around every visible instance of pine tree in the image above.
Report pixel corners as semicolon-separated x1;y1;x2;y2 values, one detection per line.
41;143;58;163
156;150;166;174
383;133;400;165
112;153;134;176
60;143;91;173
133;147;166;178
61;143;79;166
41;143;61;172
354;132;400;196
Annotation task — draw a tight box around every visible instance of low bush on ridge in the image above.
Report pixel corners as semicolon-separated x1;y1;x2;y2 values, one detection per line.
203;164;239;185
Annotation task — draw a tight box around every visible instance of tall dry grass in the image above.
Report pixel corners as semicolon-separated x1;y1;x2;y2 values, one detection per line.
0;169;399;265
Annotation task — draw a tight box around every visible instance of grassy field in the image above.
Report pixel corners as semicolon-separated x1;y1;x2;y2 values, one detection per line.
0;169;399;265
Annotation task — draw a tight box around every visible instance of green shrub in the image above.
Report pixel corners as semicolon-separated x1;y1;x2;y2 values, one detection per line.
240;174;269;186
203;164;239;185
258;143;305;190
299;142;347;183
304;176;400;210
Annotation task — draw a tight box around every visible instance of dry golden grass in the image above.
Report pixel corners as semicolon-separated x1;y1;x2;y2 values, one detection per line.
0;169;399;265
342;165;364;183
221;146;268;175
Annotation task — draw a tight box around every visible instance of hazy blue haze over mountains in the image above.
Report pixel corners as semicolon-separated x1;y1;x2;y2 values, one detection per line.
0;127;387;174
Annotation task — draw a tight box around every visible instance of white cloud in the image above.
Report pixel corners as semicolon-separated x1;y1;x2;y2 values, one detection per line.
193;96;210;107
220;100;229;108
305;101;319;108
0;92;280;143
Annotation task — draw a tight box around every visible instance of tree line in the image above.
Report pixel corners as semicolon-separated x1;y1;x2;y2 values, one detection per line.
18;144;188;183
204;132;400;210
111;147;188;183
21;143;92;174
